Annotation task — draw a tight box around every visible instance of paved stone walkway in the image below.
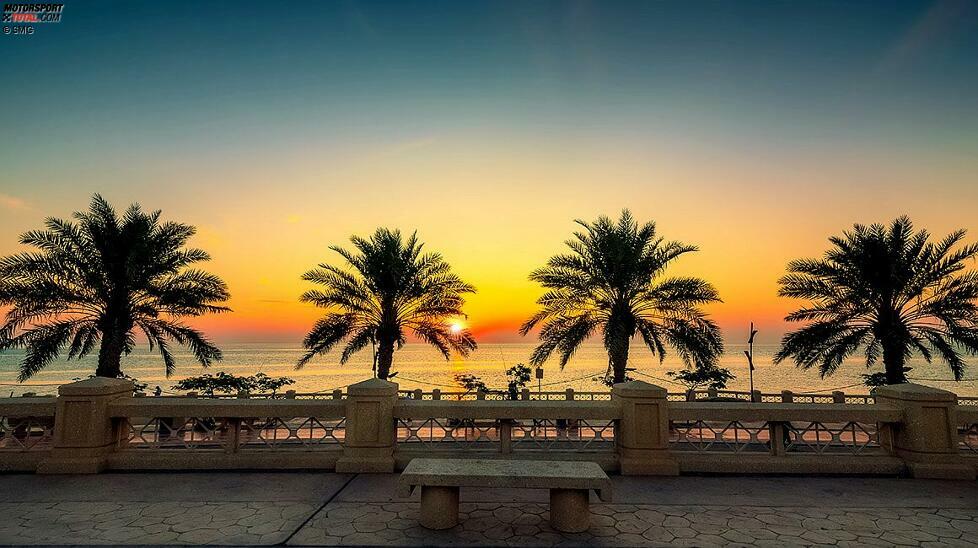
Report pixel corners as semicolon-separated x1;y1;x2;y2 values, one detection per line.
0;473;975;546
0;501;315;545
289;502;978;547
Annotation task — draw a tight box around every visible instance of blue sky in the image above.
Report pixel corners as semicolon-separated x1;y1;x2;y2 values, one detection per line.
2;0;977;342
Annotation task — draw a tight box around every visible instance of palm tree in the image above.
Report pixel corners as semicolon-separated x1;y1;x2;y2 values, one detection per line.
298;228;477;379
0;195;230;381
520;210;724;384
775;216;978;385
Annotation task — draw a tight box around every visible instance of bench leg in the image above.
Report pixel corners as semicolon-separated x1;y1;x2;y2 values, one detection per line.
550;488;589;533
420;485;459;529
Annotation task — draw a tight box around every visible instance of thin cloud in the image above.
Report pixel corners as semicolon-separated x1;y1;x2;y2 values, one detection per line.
873;0;973;77
0;193;31;211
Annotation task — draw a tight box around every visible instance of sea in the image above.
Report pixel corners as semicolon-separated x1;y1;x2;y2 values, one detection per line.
1;342;976;398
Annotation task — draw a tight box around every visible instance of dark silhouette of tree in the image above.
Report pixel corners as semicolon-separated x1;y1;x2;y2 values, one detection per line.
0;195;230;381
172;372;294;396
298;228;476;379
521;210;724;384
775;216;978;384
667;363;735;391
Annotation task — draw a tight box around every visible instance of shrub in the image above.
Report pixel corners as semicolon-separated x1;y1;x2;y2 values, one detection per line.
172;372;295;396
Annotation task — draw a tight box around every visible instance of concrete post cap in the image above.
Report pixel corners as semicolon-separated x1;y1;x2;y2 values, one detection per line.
873;382;957;403
58;377;134;397
611;380;667;398
346;377;399;396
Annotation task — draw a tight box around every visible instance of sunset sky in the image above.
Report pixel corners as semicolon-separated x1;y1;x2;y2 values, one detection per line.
1;1;977;345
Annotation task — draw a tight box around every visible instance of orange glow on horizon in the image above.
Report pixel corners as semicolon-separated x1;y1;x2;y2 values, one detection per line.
2;127;976;348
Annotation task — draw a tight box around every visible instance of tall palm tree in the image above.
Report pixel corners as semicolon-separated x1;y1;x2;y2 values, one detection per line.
775;216;978;385
520;210;724;384
0;195;230;381
298;228;477;379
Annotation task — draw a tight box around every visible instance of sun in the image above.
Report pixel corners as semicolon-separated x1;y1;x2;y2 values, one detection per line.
449;321;464;334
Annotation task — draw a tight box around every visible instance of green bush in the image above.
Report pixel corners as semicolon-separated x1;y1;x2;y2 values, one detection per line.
172;372;295;396
667;364;735;391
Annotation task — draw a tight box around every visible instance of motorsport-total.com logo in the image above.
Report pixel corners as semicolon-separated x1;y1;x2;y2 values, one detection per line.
3;3;63;35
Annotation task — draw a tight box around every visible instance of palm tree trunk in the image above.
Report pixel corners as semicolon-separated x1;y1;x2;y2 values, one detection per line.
879;307;909;385
375;337;395;380
608;333;631;384
882;339;908;385
96;329;125;378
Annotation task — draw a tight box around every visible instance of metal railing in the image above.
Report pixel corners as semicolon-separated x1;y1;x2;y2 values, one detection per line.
668;402;899;456
2;379;976;477
110;398;347;453
171;387;899;404
0;398;56;453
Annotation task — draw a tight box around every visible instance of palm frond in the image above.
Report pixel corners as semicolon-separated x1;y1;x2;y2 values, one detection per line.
522;210;722;381
0;195;229;379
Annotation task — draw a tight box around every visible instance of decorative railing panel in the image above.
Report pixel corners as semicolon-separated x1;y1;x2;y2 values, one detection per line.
394;400;619;456
959;408;978;454
397;390;613;402
671;420;772;453
784;421;884;455
511;418;616;452
396;418;501;451
189;388;906;405
669;403;897;456
0;416;54;452
961;423;978;454
238;417;345;450
123;417;235;451
120;415;346;452
110;399;347;453
0;399;56;453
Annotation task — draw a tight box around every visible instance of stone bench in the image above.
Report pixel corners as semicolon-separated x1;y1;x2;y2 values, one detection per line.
396;458;612;532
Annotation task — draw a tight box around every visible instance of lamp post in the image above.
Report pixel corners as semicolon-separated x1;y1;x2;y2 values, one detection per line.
744;322;758;396
535;366;543;396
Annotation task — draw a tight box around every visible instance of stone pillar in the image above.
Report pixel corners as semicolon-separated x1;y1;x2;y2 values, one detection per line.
550;489;590;532
336;378;398;473
420;486;459;529
37;377;133;474
874;383;974;480
612;380;679;475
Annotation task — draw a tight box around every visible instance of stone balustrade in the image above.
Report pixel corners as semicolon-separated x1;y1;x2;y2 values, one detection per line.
160;386;978;407
1;378;976;480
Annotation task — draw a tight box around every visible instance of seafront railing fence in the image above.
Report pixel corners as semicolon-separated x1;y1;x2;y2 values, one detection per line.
1;377;976;479
175;387;978;406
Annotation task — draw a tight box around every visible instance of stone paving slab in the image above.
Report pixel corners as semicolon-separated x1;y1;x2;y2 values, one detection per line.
335;473;978;507
0;501;318;545
612;476;978;508
0;473;976;546
288;502;978;547
0;472;353;502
